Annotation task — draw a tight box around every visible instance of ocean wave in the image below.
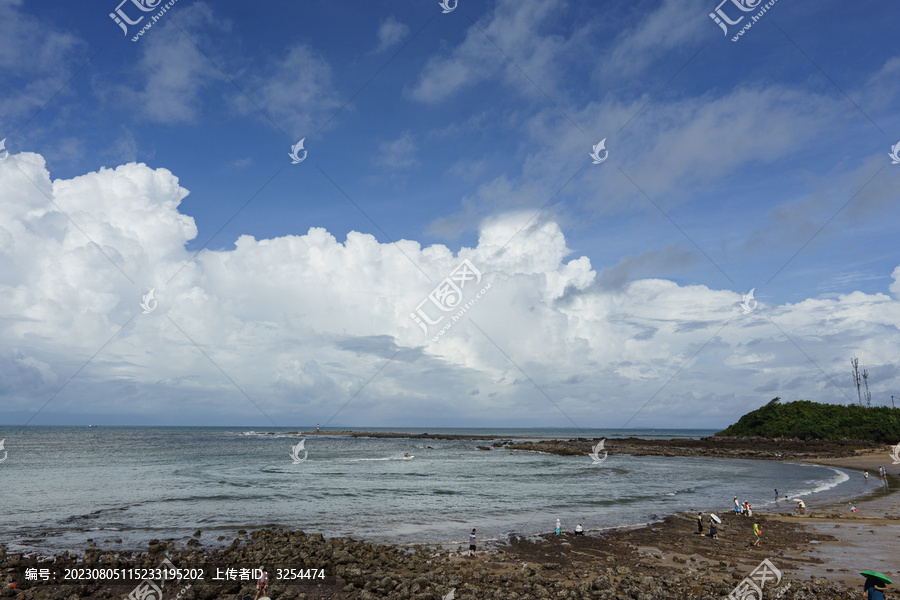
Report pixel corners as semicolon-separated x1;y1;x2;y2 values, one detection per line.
576;466;628;474
784;466;850;499
239;431;305;438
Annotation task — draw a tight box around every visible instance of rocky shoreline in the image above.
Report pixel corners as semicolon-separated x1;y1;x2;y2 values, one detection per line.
0;515;859;600
494;436;885;461
302;431;508;441
274;431;886;461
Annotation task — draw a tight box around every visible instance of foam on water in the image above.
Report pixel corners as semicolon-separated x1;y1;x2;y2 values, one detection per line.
788;466;851;497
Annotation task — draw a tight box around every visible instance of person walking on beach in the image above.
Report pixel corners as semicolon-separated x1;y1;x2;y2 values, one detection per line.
253;568;269;600
709;516;718;539
697;512;704;535
468;529;476;557
733;497;741;514
752;522;761;546
555;519;561;535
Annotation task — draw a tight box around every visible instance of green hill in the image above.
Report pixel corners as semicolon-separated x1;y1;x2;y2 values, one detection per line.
715;398;900;442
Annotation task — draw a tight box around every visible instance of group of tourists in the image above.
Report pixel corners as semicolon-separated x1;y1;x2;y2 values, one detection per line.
553;518;584;535
733;496;753;516
697;509;760;545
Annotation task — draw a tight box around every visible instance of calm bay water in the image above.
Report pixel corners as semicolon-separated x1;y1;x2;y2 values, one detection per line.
0;427;869;553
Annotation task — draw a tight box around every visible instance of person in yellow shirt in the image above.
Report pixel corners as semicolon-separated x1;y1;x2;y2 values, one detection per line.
752;522;761;546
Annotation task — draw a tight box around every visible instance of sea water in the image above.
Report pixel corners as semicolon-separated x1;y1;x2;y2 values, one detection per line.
0;426;872;553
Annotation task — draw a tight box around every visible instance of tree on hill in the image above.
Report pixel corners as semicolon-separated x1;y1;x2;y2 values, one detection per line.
716;398;900;442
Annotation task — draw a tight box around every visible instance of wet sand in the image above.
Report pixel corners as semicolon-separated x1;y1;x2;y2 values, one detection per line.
771;451;900;587
490;448;899;595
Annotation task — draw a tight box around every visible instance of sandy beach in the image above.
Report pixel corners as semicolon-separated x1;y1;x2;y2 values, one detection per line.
775;451;900;588
1;444;896;599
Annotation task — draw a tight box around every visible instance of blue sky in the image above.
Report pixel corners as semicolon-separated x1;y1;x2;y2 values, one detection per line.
1;0;899;428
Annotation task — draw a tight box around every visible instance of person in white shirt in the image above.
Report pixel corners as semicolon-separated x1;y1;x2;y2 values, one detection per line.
253;568;269;600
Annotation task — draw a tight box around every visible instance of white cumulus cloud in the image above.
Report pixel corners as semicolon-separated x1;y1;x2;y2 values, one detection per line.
1;154;899;427
374;17;409;54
